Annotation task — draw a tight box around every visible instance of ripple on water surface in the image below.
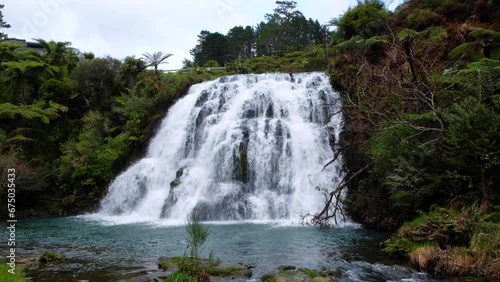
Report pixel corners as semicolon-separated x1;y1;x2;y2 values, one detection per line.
7;216;448;281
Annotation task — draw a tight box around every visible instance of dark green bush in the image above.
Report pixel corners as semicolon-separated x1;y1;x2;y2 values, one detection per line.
407;9;444;30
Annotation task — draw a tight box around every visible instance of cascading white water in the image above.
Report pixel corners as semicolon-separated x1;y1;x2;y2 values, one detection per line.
97;72;343;222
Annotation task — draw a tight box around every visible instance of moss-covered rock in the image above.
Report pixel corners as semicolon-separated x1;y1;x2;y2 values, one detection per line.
279;265;297;271
321;268;341;277
262;267;336;282
169;167;187;189
261;273;277;282
298;267;320;278
38;251;65;263
158;256;184;271
164;271;197;282
158;256;253;279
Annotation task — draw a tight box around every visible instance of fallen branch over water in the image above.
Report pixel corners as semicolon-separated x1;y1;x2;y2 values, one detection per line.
303;162;372;228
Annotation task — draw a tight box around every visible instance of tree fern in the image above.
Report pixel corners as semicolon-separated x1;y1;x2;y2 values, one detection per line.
454;59;500;99
449;42;482;60
397;28;419;41
0;102;59;124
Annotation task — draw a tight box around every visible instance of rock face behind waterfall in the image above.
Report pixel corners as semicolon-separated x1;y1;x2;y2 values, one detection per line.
98;73;343;221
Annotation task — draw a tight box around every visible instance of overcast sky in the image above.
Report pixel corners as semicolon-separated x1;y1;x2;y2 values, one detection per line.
2;0;402;69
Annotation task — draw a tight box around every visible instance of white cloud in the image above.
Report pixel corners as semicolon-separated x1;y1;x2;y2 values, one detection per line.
2;0;354;69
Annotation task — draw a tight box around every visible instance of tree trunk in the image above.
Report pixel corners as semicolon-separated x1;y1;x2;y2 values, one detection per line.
480;168;491;213
403;40;418;82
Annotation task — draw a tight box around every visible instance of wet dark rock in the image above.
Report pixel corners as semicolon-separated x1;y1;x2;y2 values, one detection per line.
322;268;341;277
196;106;213;127
279;265;297;271
266;102;275;118
170;167;186;189
306;76;323;89
242;108;256;119
218;94;226;112
233;142;248;183
176;167;185;179
195;90;210;107
319;90;326;102
219;76;228;83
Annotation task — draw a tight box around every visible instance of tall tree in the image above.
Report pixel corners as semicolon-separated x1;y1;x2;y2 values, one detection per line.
120;56;146;88
227;25;255;61
258;1;322;55
0;4;10;40
330;0;390;40
70;57;123;112
34;39;79;71
142;51;173;74
264;1;305;54
190;31;228;66
255;21;278;56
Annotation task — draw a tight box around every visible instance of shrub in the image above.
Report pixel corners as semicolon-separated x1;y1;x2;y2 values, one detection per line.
185;214;210;258
407;9;444;30
203;60;220;68
39;251;65;263
331;0;391;40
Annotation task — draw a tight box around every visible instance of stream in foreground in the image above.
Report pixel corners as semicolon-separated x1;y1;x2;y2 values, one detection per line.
1;216;460;281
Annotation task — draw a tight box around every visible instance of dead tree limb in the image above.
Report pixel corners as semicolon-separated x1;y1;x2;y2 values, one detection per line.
306;162;372;228
322;149;343;171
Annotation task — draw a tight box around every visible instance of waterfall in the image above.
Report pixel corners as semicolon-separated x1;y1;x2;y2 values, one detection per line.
97;72;343;222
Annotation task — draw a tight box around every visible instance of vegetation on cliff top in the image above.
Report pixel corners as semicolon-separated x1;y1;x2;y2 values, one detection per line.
322;0;499;279
0;34;226;216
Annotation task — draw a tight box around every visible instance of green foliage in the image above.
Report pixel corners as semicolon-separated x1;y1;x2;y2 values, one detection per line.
190;2;325;64
34;39;78;70
185;214;210;258
0;102;59;124
444;97;500;173
228;46;327;74
261;273;277;282
0;31;225;215
0;264;28;282
331;0;390;40
450;29;500;60
120;56;146;87
384;206;480;254
449;42;483;61
403;0;476;23
406;9;444;30
452;59;500;98
39;251;65;263
164;271;197;282
59;112;131;196
226;25;255;61
298;267;320;278
203;60;220;67
142;51;172;74
0;4;10;40
383;238;437;255
70;56;123;111
397;27;447;42
163;216;215;282
191;31;229;66
384;158;441;212
368;125;415;166
82;52;95;60
384;205;500;279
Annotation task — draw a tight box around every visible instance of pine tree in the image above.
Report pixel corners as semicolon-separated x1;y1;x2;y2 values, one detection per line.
0;4;11;40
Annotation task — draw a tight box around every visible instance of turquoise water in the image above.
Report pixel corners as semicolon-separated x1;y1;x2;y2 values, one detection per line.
2;216;445;281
